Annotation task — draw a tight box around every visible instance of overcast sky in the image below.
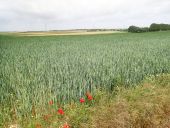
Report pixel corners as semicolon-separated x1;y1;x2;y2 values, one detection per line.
0;0;170;31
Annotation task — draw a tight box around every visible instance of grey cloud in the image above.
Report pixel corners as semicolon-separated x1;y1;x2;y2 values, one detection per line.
0;0;170;31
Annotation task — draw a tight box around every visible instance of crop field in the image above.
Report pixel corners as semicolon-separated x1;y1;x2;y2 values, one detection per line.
0;30;123;36
0;31;170;126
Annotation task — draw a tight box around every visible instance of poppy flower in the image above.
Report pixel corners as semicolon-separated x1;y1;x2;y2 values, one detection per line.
58;108;64;115
87;95;93;100
79;98;85;103
86;92;93;101
49;100;53;105
63;122;70;128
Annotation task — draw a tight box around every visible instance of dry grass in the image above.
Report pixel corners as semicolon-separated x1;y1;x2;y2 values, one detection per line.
90;74;170;128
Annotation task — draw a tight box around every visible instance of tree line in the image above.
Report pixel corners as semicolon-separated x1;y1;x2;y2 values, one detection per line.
128;23;170;33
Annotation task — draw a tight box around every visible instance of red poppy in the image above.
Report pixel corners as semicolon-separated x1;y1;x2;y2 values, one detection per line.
87;95;93;100
49;100;53;105
86;92;93;101
58;108;64;115
79;98;85;103
63;123;70;128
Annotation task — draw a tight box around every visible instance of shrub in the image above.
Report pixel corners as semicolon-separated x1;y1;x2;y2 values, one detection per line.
128;26;149;33
149;23;170;31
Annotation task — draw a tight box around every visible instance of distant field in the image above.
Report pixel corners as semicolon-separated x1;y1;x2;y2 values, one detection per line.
0;30;125;36
0;31;170;126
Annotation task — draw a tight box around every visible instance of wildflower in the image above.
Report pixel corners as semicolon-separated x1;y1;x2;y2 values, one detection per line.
49;100;53;105
79;98;85;103
87;95;93;100
58;108;64;115
86;92;93;101
63;122;70;128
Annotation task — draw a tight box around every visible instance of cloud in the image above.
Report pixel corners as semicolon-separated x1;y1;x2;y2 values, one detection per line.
0;0;170;31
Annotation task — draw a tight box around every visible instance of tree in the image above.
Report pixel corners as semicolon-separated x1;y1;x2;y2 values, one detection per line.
128;26;149;33
149;23;160;31
149;23;170;31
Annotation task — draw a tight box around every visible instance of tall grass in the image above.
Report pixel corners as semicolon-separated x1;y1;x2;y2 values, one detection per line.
0;32;170;125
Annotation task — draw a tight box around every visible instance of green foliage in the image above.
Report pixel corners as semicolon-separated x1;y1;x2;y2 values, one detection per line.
128;23;170;33
128;26;149;33
149;23;160;31
0;32;170;126
149;23;170;31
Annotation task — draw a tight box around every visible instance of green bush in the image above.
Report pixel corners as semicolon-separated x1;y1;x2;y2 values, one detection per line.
128;23;170;33
128;26;149;33
149;23;170;31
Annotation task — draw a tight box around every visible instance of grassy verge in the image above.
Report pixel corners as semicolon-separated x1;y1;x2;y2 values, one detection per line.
92;74;170;128
2;74;170;128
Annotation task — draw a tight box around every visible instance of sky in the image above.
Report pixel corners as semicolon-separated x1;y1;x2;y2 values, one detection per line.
0;0;170;31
